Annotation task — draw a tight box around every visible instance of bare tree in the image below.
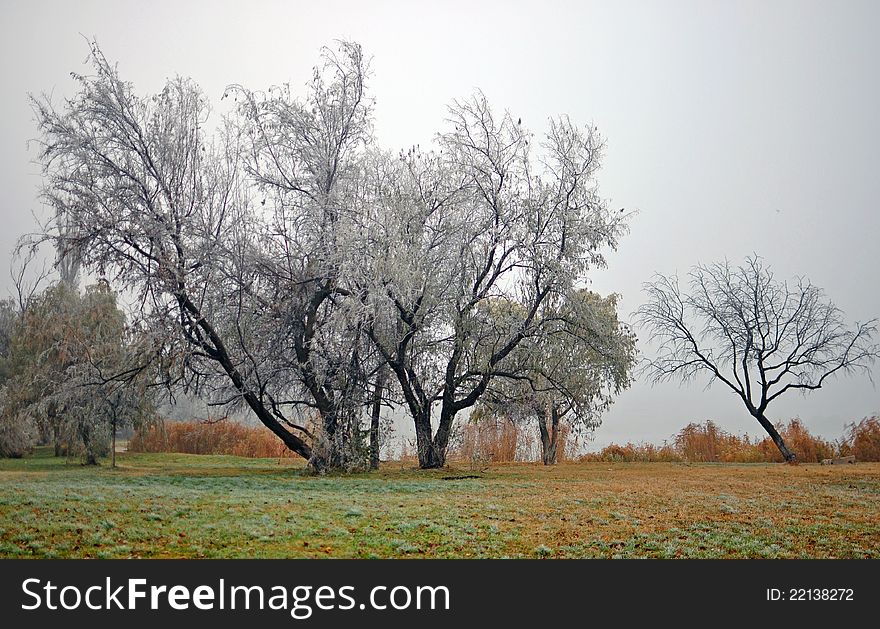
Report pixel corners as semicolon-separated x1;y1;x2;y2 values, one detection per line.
637;256;879;461
368;364;388;470
9;249;52;314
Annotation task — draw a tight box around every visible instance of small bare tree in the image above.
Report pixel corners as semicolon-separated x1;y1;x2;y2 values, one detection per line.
636;256;879;461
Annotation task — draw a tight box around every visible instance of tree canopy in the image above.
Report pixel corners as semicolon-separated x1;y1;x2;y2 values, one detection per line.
0;281;156;463
28;40;628;469
476;290;637;464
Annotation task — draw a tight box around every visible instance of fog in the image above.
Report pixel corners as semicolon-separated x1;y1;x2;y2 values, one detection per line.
1;0;877;448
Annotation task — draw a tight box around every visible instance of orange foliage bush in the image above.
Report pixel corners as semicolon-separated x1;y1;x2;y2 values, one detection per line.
842;416;880;462
453;418;525;463
755;418;835;463
128;420;296;458
130;415;880;464
581;441;680;462
450;416;574;463
674;420;765;462
582;418;837;463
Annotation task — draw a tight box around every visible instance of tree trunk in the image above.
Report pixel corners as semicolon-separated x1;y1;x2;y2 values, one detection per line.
111;414;117;469
415;404;456;469
428;406;456;469
52;423;62;457
306;408;343;473
369;366;386;470
80;424;98;465
754;412;796;462
414;408;449;469
538;406;560;465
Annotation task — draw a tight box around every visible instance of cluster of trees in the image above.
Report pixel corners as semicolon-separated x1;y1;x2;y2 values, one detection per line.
19;40;635;471
8;41;874;469
0;267;156;464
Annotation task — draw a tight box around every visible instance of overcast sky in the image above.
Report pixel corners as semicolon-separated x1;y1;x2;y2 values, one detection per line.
1;0;877;448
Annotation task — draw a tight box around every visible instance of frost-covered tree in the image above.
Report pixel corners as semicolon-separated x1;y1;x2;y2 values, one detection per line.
226;41;379;470
57;283;158;466
0;298;16;385
31;42;321;465
31;40;391;471
0;275;41;457
3;282;80;455
478;291;637;464
359;97;626;468
31;40;627;471
1;281;155;463
0;297;36;458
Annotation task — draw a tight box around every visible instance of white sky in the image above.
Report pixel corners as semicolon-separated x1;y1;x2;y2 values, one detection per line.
1;0;877;447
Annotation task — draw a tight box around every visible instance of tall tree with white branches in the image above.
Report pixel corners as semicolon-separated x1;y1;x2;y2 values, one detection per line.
227;41;380;469
31;40;627;471
30;41;325;464
358;95;626;468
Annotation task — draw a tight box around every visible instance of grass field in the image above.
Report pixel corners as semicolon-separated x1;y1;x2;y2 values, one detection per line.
1;448;877;558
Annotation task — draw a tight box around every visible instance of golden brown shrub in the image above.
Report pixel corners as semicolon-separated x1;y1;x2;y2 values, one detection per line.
756;419;835;463
453;417;525;463
582;418;835;463
580;441;680;462
128;419;296;458
843;416;880;461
